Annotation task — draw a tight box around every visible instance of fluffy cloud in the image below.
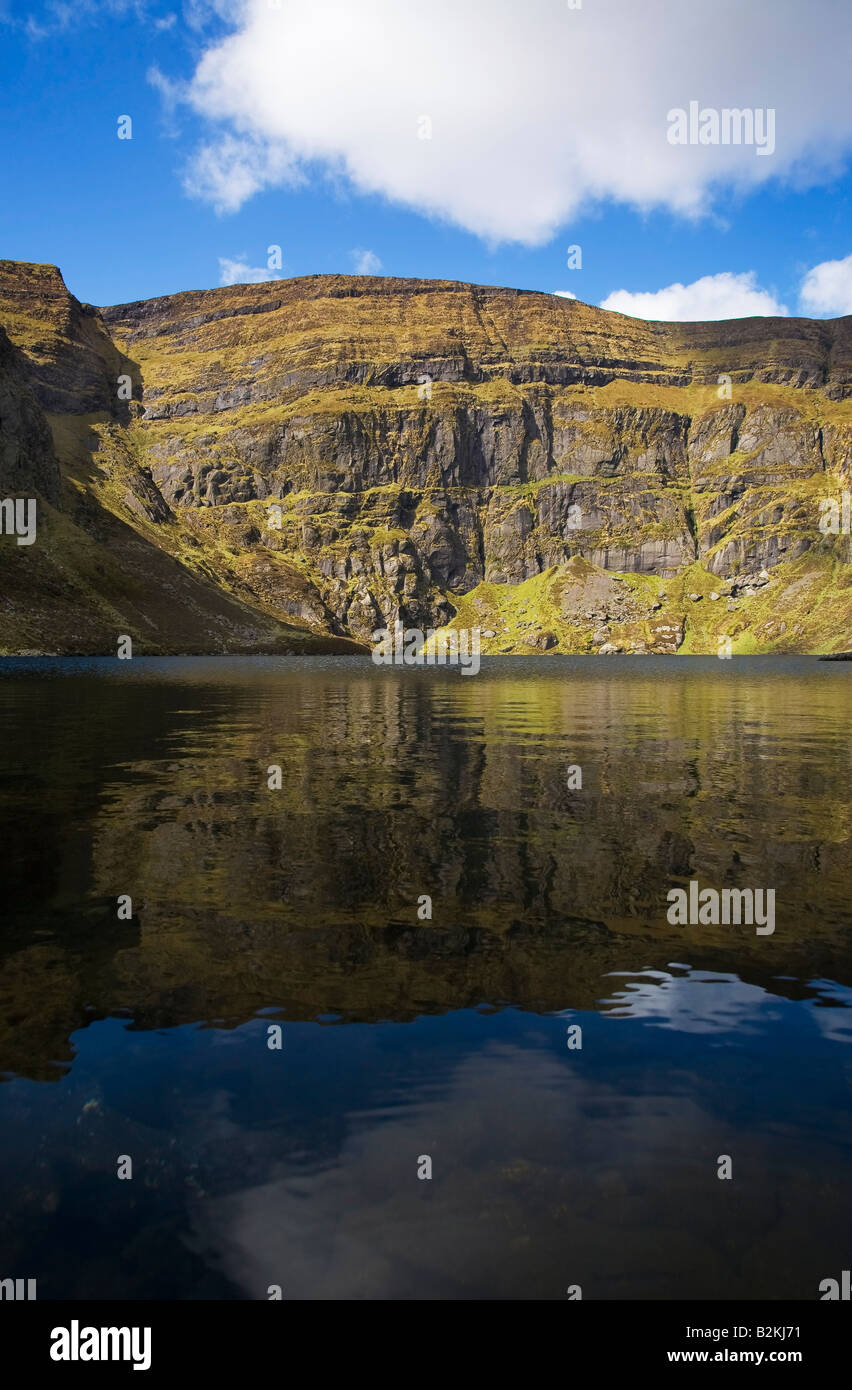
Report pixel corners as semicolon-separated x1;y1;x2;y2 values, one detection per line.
799;253;852;316
184;134;302;214
351;248;382;275
552;290;577;300
218;255;279;285
182;0;245;33
177;0;852;243
600;271;788;321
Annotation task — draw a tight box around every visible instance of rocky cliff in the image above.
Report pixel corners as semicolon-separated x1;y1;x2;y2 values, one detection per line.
0;259;850;654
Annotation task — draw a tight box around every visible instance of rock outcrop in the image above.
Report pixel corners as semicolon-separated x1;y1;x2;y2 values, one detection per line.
0;259;849;654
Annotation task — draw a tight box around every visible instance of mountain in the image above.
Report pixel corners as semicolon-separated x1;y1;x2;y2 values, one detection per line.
0;259;850;655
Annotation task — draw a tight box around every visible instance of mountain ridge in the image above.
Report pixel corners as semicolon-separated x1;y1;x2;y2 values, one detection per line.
0;259;849;655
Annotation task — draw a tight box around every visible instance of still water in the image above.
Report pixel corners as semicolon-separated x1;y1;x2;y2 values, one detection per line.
0;655;849;1299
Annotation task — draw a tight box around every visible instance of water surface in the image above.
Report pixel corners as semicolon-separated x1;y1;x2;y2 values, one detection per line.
0;655;850;1298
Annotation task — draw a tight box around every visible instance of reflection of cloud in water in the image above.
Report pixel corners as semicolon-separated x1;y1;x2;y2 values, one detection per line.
600;969;778;1035
599;967;852;1040
806;979;852;1045
190;1045;577;1299
186;1037;840;1300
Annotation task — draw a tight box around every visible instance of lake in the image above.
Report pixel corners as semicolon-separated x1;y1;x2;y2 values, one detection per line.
0;655;849;1299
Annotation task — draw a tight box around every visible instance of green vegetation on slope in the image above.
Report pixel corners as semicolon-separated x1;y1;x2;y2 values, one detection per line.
0;260;849;655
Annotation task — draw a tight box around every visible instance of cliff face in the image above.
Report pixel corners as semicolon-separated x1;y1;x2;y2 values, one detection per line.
0;323;61;503
0;260;850;654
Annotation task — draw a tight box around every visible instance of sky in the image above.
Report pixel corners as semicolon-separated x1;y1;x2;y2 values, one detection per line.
1;0;851;318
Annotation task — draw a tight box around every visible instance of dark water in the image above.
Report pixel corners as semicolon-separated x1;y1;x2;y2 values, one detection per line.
0;655;850;1300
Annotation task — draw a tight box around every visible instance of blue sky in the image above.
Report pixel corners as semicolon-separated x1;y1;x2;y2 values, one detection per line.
1;0;850;317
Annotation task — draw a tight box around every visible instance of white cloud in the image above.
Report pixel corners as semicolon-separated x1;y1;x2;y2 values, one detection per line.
147;64;185;134
184;134;303;215
182;0;245;32
799;253;852;316
17;0;162;37
350;248;382;275
175;0;852;243
218;255;280;285
552;290;577;299
600;271;788;321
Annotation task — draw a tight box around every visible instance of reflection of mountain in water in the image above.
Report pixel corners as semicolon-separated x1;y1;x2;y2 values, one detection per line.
0;656;849;1080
